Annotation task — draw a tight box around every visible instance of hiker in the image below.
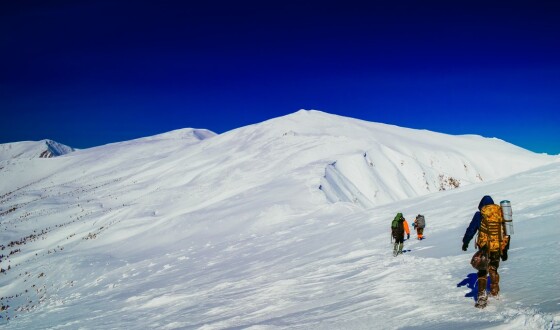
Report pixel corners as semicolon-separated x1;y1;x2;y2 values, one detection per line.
391;213;410;256
462;195;510;309
413;214;425;240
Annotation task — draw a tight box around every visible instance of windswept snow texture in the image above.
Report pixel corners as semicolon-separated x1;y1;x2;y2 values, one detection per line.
0;139;75;160
0;111;558;329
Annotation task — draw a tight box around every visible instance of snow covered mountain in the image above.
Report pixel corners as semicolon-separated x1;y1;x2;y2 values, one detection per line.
0;110;558;329
0;139;75;161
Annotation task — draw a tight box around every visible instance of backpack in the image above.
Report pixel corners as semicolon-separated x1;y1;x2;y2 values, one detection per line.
415;215;425;228
477;204;509;253
391;213;404;239
391;213;403;229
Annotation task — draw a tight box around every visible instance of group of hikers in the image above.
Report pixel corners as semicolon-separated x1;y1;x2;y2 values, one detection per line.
390;195;511;309
390;213;425;256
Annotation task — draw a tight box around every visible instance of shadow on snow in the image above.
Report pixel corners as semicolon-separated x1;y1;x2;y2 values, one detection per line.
457;272;493;302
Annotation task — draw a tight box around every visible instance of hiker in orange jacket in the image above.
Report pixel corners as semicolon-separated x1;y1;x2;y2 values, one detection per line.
392;214;411;256
403;219;410;240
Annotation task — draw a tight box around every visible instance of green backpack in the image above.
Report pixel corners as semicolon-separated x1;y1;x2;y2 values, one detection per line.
391;213;403;229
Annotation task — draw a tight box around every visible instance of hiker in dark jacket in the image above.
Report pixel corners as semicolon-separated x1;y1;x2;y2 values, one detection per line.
462;195;510;308
392;213;410;256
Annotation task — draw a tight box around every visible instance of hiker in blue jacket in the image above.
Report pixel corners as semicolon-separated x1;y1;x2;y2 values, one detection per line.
462;195;510;308
462;195;495;248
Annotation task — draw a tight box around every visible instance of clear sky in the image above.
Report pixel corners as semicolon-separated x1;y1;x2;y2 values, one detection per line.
1;1;559;154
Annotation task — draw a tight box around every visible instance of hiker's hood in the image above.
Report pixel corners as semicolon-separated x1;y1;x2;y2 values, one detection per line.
478;195;494;210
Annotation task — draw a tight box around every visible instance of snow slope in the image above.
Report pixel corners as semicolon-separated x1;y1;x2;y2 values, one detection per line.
0;110;558;329
0;139;75;161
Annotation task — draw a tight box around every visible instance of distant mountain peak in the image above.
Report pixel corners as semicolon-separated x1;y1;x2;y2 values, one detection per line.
41;139;75;158
0;139;75;161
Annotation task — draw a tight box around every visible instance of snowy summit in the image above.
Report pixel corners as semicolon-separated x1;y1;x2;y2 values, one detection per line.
0;110;559;329
0;139;74;161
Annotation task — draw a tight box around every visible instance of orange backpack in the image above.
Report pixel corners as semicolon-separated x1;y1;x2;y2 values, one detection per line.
477;204;509;253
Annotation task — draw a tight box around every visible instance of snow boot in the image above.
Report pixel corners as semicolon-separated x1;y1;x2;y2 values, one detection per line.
475;276;488;309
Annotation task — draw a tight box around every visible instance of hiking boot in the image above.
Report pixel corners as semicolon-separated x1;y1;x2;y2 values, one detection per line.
489;266;500;296
476;275;488;307
475;295;488;309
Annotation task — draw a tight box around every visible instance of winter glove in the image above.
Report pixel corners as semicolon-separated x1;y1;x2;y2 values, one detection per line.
462;242;468;251
501;236;511;261
407;234;410;239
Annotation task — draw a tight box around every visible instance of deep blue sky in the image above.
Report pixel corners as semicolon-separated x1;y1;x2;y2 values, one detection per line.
1;1;559;154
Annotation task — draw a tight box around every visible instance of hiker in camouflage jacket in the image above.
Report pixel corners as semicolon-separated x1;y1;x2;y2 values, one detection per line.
462;195;510;308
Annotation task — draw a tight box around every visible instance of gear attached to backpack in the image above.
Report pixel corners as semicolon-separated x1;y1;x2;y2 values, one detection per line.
477;204;509;254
